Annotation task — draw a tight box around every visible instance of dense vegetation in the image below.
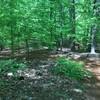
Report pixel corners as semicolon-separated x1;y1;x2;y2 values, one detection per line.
0;0;100;56
52;57;92;80
0;59;26;76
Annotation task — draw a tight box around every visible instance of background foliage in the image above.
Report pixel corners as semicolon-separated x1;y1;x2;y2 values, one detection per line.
0;0;100;53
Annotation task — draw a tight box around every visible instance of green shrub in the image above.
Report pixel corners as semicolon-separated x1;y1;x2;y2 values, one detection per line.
0;59;26;75
52;57;92;80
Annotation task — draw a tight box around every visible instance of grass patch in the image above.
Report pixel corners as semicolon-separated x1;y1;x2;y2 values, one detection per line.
51;57;92;80
0;59;27;75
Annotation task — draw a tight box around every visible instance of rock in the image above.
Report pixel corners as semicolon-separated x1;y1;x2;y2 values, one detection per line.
73;89;83;93
73;54;81;60
7;72;13;77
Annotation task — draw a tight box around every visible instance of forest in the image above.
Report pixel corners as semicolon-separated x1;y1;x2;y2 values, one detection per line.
0;0;100;100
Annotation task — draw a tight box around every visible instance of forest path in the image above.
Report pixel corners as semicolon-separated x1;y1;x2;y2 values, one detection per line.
84;59;100;100
0;49;100;100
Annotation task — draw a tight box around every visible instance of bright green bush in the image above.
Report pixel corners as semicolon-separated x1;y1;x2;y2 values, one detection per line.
0;59;26;75
52;57;92;80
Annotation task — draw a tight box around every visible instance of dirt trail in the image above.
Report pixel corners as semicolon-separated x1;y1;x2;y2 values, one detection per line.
85;60;100;100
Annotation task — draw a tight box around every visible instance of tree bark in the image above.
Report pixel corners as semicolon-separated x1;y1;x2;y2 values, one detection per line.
69;0;75;35
10;0;16;57
25;39;29;60
59;2;64;51
69;0;76;50
50;0;53;42
90;0;100;53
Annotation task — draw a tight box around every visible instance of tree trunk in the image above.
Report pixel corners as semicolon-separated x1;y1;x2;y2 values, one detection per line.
69;0;75;35
17;33;20;54
11;25;14;57
90;0;99;54
69;0;76;50
25;39;29;60
59;2;64;51
90;25;96;54
50;1;53;42
10;0;16;57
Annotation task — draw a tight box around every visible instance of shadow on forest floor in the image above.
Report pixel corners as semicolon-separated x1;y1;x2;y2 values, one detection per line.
0;57;88;100
0;49;100;100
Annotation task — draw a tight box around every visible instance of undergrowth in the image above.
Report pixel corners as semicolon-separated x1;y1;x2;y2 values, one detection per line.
52;57;92;80
0;59;27;75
